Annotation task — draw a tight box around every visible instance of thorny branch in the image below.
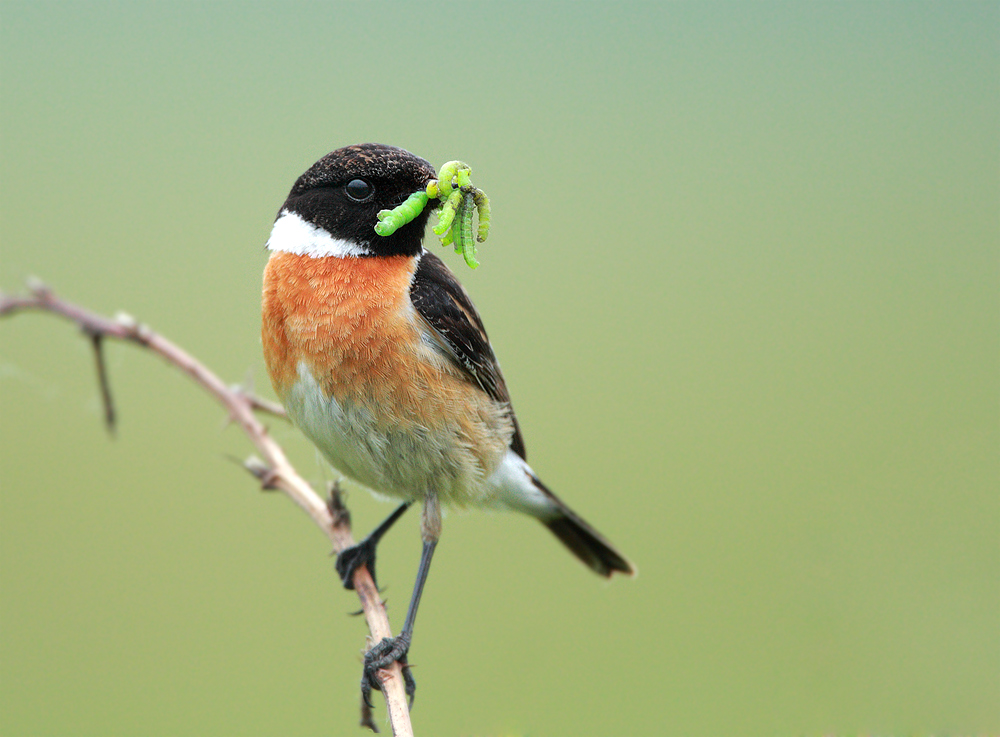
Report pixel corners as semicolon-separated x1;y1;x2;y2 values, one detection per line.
0;280;413;737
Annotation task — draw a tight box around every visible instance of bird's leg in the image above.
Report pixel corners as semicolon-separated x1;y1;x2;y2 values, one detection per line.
335;502;411;590
361;493;440;708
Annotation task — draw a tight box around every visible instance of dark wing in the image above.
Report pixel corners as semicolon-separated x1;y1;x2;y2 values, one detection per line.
410;250;526;459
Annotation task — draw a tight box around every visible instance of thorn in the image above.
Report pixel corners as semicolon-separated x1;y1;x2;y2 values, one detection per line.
223;453;253;470
218;404;243;431
359;697;379;733
87;332;116;436
26;276;50;297
241;455;280;490
327;481;351;527
114;311;137;330
228;369;257;404
257;468;280;491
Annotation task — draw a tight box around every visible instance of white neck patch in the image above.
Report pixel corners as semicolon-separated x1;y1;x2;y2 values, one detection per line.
266;210;369;258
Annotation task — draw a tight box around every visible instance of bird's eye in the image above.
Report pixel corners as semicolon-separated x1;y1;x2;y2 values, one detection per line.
345;179;374;202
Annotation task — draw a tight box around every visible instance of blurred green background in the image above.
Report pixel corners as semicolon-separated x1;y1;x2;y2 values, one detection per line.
2;2;996;735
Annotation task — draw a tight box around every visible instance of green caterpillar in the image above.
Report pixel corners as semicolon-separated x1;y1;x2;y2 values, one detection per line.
433;189;464;236
374;191;430;237
374;159;490;270
435;161;465;197
472;188;490;243
453;191;478;268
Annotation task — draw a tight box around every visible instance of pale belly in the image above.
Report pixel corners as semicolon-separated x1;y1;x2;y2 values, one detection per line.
284;361;512;507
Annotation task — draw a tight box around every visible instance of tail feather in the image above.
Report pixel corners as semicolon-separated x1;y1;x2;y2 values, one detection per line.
533;478;635;578
544;512;635;578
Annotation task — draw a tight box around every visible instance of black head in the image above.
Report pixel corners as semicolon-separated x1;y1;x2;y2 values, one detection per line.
275;143;437;258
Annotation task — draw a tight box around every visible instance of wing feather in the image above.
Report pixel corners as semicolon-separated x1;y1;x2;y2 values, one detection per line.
410;251;526;459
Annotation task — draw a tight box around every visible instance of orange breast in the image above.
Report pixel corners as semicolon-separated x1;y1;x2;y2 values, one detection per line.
262;251;422;401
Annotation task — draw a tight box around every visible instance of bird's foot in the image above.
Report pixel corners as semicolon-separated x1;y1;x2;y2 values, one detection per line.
361;632;416;709
335;537;379;590
336;503;411;591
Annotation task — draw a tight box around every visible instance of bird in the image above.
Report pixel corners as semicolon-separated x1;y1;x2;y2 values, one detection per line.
260;143;634;705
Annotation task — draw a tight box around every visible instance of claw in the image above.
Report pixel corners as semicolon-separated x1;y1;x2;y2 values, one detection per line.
360;633;414;709
401;662;416;707
335;536;379;590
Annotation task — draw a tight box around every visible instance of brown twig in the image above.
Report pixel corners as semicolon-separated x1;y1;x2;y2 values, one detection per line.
0;281;413;736
233;387;288;419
